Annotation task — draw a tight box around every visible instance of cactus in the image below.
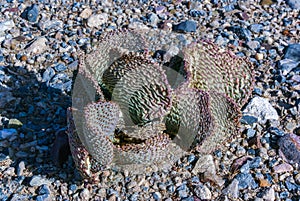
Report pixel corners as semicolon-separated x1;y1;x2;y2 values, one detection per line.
68;29;254;181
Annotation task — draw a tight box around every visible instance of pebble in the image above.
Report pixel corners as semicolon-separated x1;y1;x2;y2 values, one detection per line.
279;133;300;163
243;97;279;124
16;161;25;176
173;20;197;32
152;192;162;200
80;7;93;19
255;53;264;60
87;13;108;28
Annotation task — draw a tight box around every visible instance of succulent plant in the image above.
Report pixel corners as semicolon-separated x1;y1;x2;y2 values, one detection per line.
68;29;254;181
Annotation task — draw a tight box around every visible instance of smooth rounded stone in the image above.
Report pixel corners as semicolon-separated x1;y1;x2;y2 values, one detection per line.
0;20;15;42
17;161;25;176
247;40;260;50
0;128;17;140
273;163;293;173
79;188;90;200
87;13;108;28
194;184;211;200
249;24;263;33
8;119;23;129
243;97;279;124
255;53;264;60
26;37;48;55
29;175;51;187
222;179;239;199
21;4;39;22
173;20;197;33
285;0;300;9
152;192;162;200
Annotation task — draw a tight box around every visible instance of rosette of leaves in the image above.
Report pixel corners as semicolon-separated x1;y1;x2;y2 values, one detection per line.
68;29;254;181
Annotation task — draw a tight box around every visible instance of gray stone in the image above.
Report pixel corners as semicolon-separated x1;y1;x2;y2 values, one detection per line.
0;20;15;42
148;13;159;26
192;155;224;186
247;40;261;50
243;97;279;124
222;179;239;199
278;59;300;75
17;161;25;176
26;37;48;55
286;0;300;9
87;13;108;28
249;24;263;33
262;187;275;201
29;175;51;187
173;20;197;33
235;173;258;189
284;43;300;61
194;184;211;200
38;20;63;31
79;188;90;200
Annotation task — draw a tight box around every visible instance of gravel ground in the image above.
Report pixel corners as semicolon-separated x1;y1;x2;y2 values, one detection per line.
0;0;299;200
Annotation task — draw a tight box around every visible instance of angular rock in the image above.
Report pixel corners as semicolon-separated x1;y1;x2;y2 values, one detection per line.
222;179;239;199
173;20;197;32
284;43;300;62
243;97;279;124
262;187;275;201
278;59;300;75
278;133;300;164
192;155;224;186
26;37;48;55
0;20;15;42
21;4;39;22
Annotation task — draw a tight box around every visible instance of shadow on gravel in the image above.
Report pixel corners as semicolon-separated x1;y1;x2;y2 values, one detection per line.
0;64;82;185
